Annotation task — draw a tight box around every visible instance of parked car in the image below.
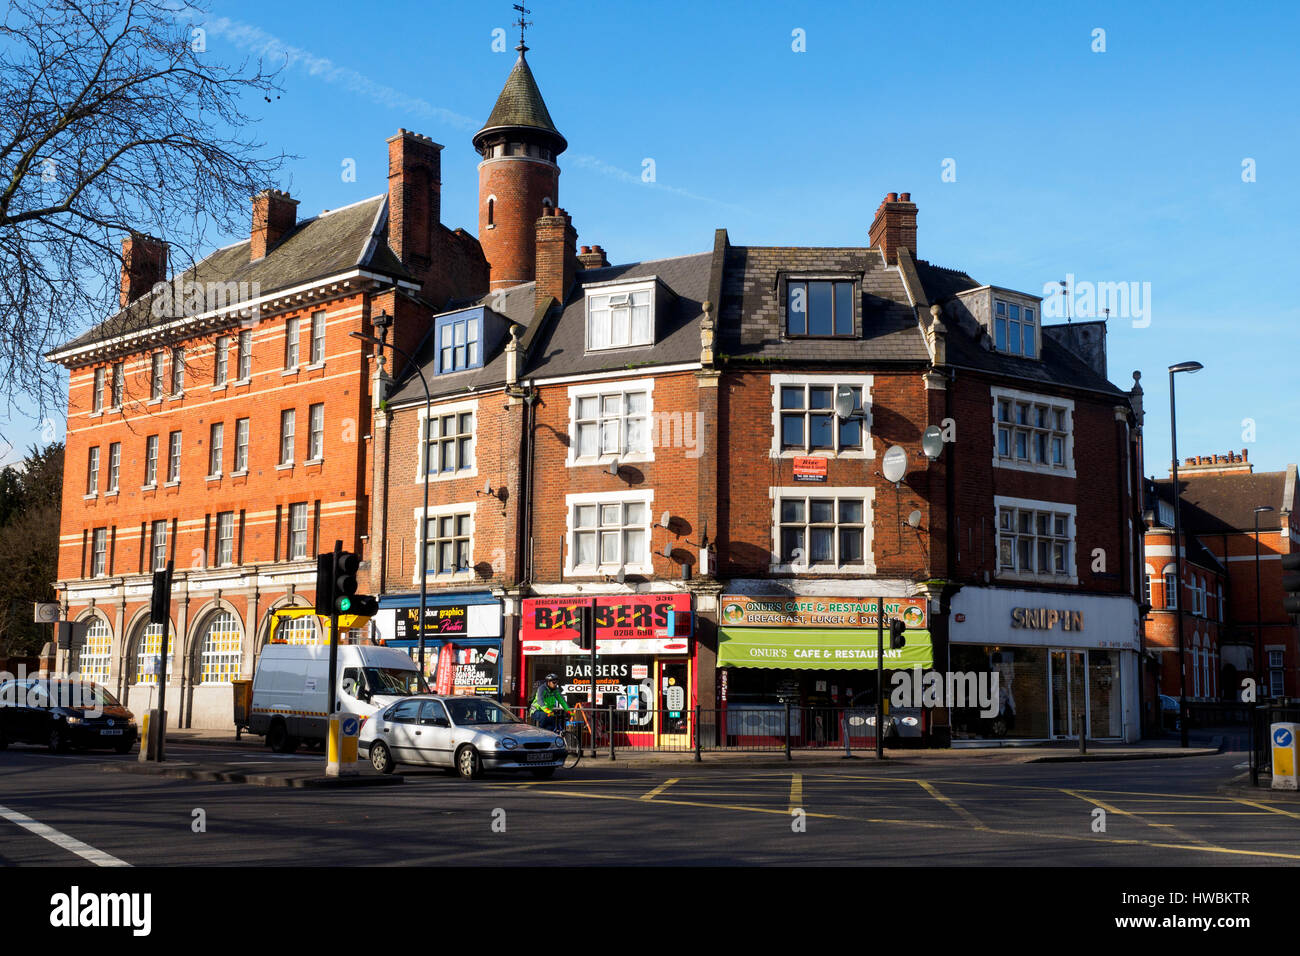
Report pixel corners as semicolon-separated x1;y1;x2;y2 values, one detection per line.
360;695;566;779
0;678;137;753
248;643;421;753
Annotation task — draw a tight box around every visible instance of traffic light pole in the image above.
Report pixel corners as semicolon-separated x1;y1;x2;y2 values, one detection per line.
876;596;885;761
148;561;173;762
328;540;341;724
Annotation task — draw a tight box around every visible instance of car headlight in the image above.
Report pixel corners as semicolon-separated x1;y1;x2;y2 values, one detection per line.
500;737;518;751
64;715;83;724
555;736;566;748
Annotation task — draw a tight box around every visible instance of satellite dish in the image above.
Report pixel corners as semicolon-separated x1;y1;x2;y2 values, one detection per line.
834;385;857;419
908;510;923;528
615;568;626;584
921;425;944;460
659;511;672;529
483;479;493;495
882;445;908;483
609;459;620;477
662;541;674;558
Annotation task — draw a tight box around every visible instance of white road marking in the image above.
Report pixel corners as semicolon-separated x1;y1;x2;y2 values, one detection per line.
0;804;130;867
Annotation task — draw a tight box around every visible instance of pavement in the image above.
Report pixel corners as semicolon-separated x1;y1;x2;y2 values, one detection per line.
111;727;1227;785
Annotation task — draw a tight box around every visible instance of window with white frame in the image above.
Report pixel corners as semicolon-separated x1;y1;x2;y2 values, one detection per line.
310;311;326;365
995;496;1075;582
86;447;100;495
566;491;652;574
93;367;105;412
79;618;111;683
280;409;295;464
107;442;120;493
992;387;1073;475
567;380;652;465
216;511;235;566
214;335;229;385
167;430;182;482
111;362;123;408
90;528;107;577
134;623;173;685
234;418;249;472
170;347;184;394
277;615;319;645
150;353;164;400
773;375;871;456
284;317;300;369
785;279;855;337
1269;650;1285;697
199;611;242;684
772;488;872;571
237;330;252;381
288;502;308;560
437;316;480;373
308;403;324;461
994;298;1037;357
144;435;159;486
1163;568;1177;609
421;510;473;576
586;284;653;350
420;404;476;478
1144;573;1152;606
209;422;224;476
150;519;168;570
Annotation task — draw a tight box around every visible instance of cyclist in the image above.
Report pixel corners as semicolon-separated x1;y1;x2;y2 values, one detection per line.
531;673;570;732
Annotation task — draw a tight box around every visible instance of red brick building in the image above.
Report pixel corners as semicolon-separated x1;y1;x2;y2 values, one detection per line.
46;130;489;727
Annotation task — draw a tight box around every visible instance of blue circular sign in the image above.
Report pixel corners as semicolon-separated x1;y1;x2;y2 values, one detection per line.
1274;727;1293;748
341;716;360;737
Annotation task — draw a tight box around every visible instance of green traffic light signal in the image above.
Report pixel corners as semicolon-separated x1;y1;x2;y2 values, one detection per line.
338;596;352;613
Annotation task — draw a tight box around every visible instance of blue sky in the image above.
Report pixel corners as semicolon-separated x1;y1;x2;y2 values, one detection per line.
16;0;1299;477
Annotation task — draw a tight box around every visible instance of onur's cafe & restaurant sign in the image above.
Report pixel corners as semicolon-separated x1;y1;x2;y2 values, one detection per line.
720;595;928;629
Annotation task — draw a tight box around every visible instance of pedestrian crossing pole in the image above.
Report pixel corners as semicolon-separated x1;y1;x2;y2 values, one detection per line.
876;596;885;761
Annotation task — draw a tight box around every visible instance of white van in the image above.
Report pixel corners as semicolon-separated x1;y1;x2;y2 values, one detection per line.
248;644;421;753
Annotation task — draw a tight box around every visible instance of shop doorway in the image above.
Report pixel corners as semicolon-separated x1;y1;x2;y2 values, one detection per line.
1049;649;1088;738
656;659;692;747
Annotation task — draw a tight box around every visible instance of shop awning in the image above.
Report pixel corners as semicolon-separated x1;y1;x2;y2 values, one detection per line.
718;627;933;670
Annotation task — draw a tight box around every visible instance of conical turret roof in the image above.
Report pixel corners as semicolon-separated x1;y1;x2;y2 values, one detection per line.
473;52;566;154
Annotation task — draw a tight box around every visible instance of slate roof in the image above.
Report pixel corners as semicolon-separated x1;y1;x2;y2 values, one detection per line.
47;196;407;362
473;53;566;153
1155;469;1295;535
717;246;929;364
913;257;1126;398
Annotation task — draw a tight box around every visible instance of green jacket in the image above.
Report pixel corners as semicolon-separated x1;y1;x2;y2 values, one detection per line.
532;682;568;716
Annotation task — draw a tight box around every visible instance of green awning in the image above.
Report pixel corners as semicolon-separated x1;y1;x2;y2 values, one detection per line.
718;627;933;670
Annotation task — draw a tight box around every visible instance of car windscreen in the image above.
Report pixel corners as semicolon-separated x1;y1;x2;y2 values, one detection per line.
32;682;120;708
364;667;421;696
445;699;519;726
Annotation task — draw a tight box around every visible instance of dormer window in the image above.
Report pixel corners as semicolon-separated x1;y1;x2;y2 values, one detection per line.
436;314;482;374
786;279;855;337
587;286;652;350
994;299;1037;357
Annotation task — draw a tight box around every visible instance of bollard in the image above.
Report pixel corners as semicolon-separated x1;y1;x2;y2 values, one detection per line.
694;704;702;762
842;713;852;759
1078;713;1087;755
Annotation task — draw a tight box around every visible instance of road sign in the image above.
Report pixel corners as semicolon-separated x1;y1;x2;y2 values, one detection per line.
34;603;59;624
1272;722;1298;790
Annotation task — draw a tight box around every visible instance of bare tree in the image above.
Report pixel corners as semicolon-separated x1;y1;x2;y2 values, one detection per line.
0;0;286;427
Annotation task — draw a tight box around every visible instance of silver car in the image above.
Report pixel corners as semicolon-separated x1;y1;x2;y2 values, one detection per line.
360;695;566;779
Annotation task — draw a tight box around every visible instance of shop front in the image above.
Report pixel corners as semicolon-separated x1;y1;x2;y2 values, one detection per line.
373;594;504;698
716;594;933;745
947;586;1140;744
519;593;693;748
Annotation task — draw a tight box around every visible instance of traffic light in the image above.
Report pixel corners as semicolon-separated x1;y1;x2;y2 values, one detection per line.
347;595;380;617
889;618;907;650
149;565;171;624
574;605;594;650
314;553;334;616
1283;553;1300;615
334;550;360;613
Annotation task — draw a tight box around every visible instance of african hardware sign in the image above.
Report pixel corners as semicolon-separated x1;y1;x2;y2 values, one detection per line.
719;595;928;629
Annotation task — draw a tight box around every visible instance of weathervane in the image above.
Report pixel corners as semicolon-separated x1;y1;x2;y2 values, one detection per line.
513;3;532;53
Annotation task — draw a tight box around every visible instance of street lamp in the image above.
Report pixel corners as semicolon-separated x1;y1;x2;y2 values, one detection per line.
1254;506;1274;701
1168;360;1202;747
351;311;435;692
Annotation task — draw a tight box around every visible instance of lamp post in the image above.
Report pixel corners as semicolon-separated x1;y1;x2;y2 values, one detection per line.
1168;360;1203;748
351;312;434;692
1254;506;1274;700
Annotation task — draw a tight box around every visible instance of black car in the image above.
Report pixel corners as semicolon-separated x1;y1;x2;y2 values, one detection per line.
0;678;137;753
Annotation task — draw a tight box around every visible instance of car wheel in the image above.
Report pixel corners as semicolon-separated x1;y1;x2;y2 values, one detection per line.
370;740;395;775
455;745;481;780
268;720;299;754
531;767;556;780
113;738;133;755
48;727;68;754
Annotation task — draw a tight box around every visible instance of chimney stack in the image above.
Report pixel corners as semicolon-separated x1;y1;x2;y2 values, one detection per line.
119;233;168;309
387;129;443;286
577;245;610;270
535;206;578;315
250;189;298;261
869;190;918;265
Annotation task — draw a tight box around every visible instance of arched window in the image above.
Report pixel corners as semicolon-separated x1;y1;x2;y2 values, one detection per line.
79;617;112;683
135;622;174;685
200;611;243;685
486;197;494;227
277;615;320;645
